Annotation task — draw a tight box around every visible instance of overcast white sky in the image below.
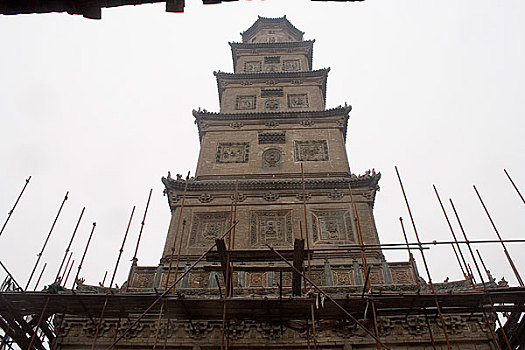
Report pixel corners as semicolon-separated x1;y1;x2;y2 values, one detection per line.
0;0;524;291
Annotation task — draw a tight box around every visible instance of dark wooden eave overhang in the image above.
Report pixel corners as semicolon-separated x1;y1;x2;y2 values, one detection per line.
213;68;330;105
229;40;315;71
241;15;304;43
192;105;351;142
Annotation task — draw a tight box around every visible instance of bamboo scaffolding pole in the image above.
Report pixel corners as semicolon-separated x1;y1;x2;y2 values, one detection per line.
150;218;189;349
399;218;420;290
310;302;317;350
152;302;164;350
448;198;512;350
422;311;437;350
0;323;13;350
127;189;153;292
433;185;469;281
0;261;22;291
55;207;85;283
73;222;96;290
300;163;312;283
473;185;524;287
394;166;452;350
26;192;69;291
476;249;492;282
347;180;381;349
0;176;31;239
340;238;525;248
63;260;75;288
33;262;47;291
27;296;50;350
504;169;525;205
106;220;239;350
60;252;73;285
91;206;135;350
221;194;237;350
265;244;391;350
172;220;187;292
165;173;190;290
101;271;108;287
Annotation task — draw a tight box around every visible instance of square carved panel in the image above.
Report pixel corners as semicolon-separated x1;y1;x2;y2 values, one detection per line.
311;209;354;244
287;93;309;108
244;61;261;73
332;270;354;286
282;59;300;72
189;212;231;247
235;95;256;110
216;142;250;163
294;140;329;161
250;210;293;247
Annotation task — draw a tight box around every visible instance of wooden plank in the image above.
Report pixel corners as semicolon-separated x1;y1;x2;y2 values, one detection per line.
292;239;304;296
203;265;292;272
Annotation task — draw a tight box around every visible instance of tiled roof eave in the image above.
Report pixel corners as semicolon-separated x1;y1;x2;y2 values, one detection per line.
162;173;381;194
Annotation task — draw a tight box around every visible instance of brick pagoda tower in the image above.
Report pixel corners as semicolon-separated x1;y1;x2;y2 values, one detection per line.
55;17;499;350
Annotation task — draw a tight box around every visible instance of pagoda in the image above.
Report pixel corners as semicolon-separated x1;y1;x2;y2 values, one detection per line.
54;16;500;350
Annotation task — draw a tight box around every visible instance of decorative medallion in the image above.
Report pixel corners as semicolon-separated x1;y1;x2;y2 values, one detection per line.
265;120;279;128
198;193;213;203
250;210;293;247
189;212;230;247
300;119;314;127
235;95;256;110
296;192;311;202
262;148;282;169
230;122;244;129
311;209;353;244
263;192;279;202
328;190;344;200
282;59;300;72
216;142;250;163
294;140;329;161
230;193;247;202
244;61;261;73
264;99;279;111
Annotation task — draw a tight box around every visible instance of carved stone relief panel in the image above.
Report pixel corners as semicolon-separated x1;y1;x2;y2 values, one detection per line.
244;61;262;73
235;95;256;110
264;99;280;111
250;210;293;247
294;140;329;161
131;272;155;288
287;94;309;108
311;209;353;244
246;272;267;288
189;212;230;247
160;272;181;289
391;268;414;284
188;272;209;288
282;59;300;72
369;269;385;285
216;142;250;163
332;269;354;286
262;148;282;169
